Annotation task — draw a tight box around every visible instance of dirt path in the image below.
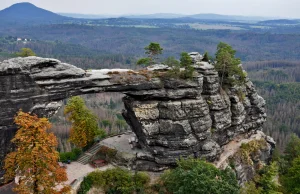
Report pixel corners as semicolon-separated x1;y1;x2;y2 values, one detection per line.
65;162;114;184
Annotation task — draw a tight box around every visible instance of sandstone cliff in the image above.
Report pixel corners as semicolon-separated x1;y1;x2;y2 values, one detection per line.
0;56;274;184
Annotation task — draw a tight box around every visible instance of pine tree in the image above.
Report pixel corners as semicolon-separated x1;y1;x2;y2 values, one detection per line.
180;52;193;68
203;51;210;62
240;181;262;194
257;162;281;194
4;111;69;194
284;133;300;165
180;52;194;79
215;42;246;86
137;42;163;65
282;156;300;194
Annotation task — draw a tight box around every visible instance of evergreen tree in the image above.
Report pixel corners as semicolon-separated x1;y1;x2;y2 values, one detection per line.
203;51;210;62
180;52;194;79
284;133;300;165
257;162;281;194
215;42;246;86
136;58;151;66
282;156;300;194
137;42;163;65
180;52;193;67
240;182;262;194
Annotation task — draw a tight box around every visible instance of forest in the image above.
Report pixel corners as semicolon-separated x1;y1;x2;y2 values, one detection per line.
244;61;300;150
1;25;300;63
0;21;300;152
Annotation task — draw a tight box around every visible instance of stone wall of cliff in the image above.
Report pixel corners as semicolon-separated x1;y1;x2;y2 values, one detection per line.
122;63;268;170
0;56;273;184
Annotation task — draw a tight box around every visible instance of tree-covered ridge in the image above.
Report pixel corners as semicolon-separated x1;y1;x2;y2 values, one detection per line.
0;36;136;69
2;24;300;63
243;60;300;150
245;61;300;83
253;81;300;103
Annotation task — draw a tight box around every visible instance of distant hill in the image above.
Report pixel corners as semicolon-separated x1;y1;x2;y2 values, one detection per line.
59;12;273;21
124;13;185;19
0;2;69;25
122;13;272;21
59;13;117;19
259;19;300;25
187;14;271;21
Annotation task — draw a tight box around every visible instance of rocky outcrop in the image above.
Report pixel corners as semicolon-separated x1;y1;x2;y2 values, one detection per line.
215;131;275;185
0;56;272;184
122;62;268;170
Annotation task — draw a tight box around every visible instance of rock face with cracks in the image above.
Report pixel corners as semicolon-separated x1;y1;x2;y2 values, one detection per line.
0;56;273;184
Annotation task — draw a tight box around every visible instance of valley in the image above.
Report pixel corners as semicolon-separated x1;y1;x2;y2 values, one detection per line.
0;2;300;194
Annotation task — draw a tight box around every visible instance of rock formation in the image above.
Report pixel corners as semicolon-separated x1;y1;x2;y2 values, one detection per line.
0;55;274;184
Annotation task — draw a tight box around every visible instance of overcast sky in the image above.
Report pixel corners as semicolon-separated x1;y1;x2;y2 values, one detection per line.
1;0;299;18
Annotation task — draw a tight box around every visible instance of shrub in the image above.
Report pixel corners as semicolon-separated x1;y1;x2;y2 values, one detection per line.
160;158;239;194
165;64;181;78
237;88;246;102
72;147;82;157
16;48;36;57
98;146;117;159
86;168;151;194
59;148;82;162
165;64;195;80
164;56;180;67
133;172;151;192
238;139;267;165
78;176;93;194
240;181;262;194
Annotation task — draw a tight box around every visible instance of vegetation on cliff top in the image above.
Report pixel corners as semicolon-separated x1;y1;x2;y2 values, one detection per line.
137;42;163;66
215;42;246;86
16;48;36;57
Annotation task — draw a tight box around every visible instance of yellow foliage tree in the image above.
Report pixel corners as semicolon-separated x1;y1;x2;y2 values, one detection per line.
16;48;36;57
4;111;69;194
64;96;105;148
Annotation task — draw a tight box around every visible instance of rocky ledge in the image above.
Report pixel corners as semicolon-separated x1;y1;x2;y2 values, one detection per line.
0;55;274;184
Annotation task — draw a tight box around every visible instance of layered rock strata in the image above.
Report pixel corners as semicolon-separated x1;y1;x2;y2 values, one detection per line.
122;65;268;169
0;56;272;183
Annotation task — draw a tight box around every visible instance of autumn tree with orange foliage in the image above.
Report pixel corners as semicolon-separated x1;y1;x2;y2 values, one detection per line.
64;96;106;148
4;111;70;194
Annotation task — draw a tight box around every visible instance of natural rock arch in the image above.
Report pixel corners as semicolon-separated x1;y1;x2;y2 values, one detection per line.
0;56;274;183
